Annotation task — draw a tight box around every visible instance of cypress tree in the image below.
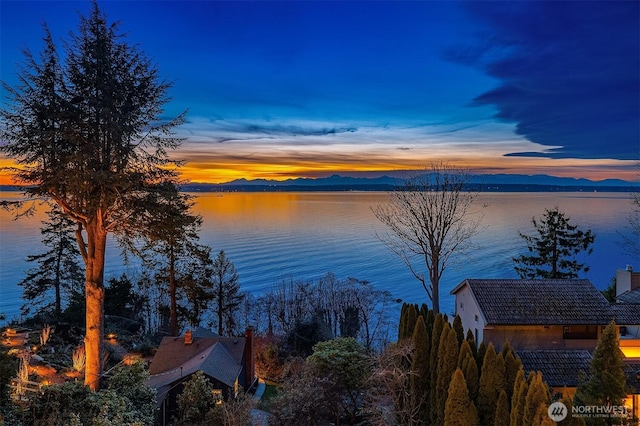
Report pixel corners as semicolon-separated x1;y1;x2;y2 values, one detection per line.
404;304;419;341
411;315;430;423
429;313;445;423
466;328;478;360
436;326;459;425
461;352;479;402
494;389;510;426
398;303;407;340
458;339;473;367
532;402;554;426
477;343;506;425
510;367;528;426
503;344;522;404
522;372;550;426
444;368;479;426
476;341;487;376
453;314;465;347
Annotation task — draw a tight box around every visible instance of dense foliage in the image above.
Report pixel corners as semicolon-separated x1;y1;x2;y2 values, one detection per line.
514;207;595;279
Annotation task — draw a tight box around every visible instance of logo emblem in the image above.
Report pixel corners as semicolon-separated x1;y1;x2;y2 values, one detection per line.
548;401;568;421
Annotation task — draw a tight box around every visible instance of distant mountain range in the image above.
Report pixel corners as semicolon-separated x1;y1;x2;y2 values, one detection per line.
180;174;638;192
2;174;637;193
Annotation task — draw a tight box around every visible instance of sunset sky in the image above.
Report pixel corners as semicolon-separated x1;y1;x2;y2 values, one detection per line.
1;1;639;183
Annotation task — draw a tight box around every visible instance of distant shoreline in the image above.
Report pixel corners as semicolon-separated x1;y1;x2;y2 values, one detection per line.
2;184;638;193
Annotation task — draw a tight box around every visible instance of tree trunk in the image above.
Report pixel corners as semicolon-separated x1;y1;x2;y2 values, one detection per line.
83;220;107;391
169;245;179;336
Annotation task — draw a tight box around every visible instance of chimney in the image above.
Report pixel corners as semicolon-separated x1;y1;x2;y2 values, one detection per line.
184;329;193;345
244;327;255;388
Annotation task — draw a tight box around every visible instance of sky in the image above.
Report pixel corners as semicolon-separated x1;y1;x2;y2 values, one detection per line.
1;1;639;183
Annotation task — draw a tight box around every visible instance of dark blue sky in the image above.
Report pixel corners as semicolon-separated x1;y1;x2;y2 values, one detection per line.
1;1;638;182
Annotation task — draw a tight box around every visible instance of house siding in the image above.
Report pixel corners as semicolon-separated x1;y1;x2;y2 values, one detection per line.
453;282;486;344
483;325;600;350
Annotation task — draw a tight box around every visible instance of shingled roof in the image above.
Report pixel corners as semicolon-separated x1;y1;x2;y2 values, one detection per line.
146;334;247;406
517;350;592;388
450;279;614;325
618;288;640;304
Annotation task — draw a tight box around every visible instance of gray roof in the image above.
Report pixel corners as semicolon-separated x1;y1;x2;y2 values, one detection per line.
611;304;640;325
617;288;640;304
517;350;592;388
450;279;615;325
146;334;246;405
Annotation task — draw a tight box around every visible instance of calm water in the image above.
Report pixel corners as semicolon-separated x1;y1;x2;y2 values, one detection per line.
0;191;637;323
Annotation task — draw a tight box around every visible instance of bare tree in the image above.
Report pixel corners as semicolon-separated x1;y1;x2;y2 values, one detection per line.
373;162;483;313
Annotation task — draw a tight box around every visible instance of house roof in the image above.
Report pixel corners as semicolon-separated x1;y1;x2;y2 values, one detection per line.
517;350;592;388
450;279;615;325
611;304;640;325
617;288;640;304
146;334;247;404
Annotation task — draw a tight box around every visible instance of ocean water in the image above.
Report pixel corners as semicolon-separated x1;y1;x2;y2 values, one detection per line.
0;191;637;323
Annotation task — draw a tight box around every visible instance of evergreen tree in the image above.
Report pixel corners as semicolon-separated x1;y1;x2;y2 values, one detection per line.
1;2;185;389
444;368;479;426
476;341;487;376
477;343;506;425
523;372;550;426
460;351;480;402
211;250;244;336
466;328;478;360
495;389;510;426
403;303;419;341
558;397;587;426
398;303;408;340
436;326;460;425
513;207;595;279
411;315;431;424
142;185;204;336
574;321;627;425
458;339;479;401
429;313;446;423
510;368;528;426
19;205;84;319
502;342;523;404
453;314;465;347
176;371;216;425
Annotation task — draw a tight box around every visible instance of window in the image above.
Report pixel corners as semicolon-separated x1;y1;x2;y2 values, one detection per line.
563;325;597;339
212;389;223;405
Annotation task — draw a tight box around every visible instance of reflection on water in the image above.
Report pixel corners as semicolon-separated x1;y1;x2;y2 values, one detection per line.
0;191;636;322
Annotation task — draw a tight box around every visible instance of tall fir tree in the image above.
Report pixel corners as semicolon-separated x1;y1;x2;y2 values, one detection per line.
1;2;185;389
19;205;84;319
513;207;595;279
444;368;479;426
477;343;506;425
211;250;244;336
574;321;627;426
411;315;431;424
